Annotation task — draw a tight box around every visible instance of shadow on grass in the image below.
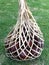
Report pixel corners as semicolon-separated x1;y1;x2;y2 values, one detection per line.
1;53;44;65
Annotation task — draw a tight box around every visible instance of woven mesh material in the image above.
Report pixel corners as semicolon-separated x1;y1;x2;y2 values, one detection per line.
5;0;44;61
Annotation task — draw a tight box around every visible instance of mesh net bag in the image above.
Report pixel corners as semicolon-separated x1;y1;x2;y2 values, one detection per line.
5;0;44;61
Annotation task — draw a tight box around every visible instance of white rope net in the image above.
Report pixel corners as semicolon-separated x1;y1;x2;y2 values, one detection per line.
5;0;44;61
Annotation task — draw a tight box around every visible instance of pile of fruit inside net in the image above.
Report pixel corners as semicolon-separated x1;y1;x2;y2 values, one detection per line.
5;0;44;61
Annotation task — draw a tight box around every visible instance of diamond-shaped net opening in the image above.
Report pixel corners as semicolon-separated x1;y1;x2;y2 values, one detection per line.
5;0;44;61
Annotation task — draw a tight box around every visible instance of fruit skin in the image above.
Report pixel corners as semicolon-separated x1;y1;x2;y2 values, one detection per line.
5;35;44;60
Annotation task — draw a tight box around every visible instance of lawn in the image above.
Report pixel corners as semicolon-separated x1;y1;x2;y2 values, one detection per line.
0;0;49;65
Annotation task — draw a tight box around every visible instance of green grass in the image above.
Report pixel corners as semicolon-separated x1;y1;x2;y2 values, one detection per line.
0;0;49;65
